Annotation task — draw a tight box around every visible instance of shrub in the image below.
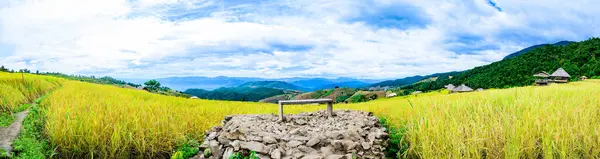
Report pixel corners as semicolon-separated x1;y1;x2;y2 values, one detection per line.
379;118;409;159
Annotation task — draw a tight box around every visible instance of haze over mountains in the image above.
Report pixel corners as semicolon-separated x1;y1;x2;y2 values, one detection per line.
123;77;383;91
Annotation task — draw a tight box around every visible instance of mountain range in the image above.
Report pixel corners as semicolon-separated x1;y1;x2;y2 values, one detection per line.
122;76;383;91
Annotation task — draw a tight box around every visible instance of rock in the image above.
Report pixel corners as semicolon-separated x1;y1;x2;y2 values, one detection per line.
361;142;371;150
342;140;358;151
324;155;343;159
270;149;282;159
231;140;240;151
207;132;218;140
286;140;303;148
241;141;268;154
295;119;308;125
222;148;233;159
199;110;388;158
263;136;278;144
306;137;320;147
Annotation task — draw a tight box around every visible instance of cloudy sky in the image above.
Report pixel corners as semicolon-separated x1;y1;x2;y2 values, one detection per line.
0;0;598;79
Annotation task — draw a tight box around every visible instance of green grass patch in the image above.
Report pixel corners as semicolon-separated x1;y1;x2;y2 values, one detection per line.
0;112;15;127
379;117;409;159
0;149;9;158
11;98;55;159
0;104;31;127
170;139;199;159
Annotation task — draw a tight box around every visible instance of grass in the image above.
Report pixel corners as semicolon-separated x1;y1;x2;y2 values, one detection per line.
0;72;63;114
11;96;56;159
39;79;600;158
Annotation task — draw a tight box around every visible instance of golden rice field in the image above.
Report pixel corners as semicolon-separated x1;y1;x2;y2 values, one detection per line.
42;79;600;158
0;72;64;113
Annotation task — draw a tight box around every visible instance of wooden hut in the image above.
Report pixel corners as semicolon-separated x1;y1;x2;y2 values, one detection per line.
579;76;588;80
550;68;571;83
451;84;473;93
533;71;550;86
386;92;397;98
136;86;149;91
476;88;484;92
444;84;455;90
190;96;199;99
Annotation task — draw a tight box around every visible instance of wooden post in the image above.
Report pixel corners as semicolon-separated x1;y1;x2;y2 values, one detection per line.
278;102;284;122
327;101;333;118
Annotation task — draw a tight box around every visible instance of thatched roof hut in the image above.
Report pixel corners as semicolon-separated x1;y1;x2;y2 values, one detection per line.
136;86;149;91
452;84;473;92
550;68;570;83
444;84;455;90
476;88;484;92
580;76;588;80
190;96;199;99
411;91;422;95
386;93;397;98
550;68;571;78
533;71;550;78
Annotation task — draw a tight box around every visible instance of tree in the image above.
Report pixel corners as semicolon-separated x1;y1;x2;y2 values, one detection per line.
144;79;161;91
0;65;8;72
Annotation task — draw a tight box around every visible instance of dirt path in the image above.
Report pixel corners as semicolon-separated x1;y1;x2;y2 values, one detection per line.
0;108;30;153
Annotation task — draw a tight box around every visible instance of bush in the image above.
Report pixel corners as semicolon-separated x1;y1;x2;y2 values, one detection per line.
170;140;199;159
379;118;409;159
348;94;366;103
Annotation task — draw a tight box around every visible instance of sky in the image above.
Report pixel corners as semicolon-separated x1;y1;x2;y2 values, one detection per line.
0;0;599;79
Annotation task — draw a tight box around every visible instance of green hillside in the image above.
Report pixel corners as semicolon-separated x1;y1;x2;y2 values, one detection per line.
404;38;600;91
238;81;308;91
184;87;286;102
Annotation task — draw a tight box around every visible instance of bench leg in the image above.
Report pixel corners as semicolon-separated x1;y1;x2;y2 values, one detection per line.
327;102;333;118
278;103;284;122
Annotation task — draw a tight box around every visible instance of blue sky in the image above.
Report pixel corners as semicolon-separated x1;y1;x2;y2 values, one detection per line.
0;0;599;79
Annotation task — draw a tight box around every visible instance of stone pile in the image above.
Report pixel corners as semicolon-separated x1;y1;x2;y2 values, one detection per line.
193;110;389;159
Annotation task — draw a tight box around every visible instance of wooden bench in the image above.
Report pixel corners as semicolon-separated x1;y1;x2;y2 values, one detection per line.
278;99;334;121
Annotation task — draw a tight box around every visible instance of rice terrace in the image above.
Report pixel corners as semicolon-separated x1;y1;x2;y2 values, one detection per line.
2;0;600;159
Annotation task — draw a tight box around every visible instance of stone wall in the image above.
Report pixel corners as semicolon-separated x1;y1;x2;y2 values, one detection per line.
193;110;389;159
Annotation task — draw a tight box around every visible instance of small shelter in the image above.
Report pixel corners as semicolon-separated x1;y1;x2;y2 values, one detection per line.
136;86;149;91
444;84;456;90
386;92;397;98
550;68;571;83
190;96;199;99
451;84;473;93
579;76;588;80
476;88;484;92
533;71;551;86
411;91;422;95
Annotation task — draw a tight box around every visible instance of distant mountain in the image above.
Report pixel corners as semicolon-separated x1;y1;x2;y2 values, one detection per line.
503;41;574;60
404;38;600;91
291;78;336;90
184;87;287;102
369;75;425;88
123;76;382;91
238;81;309;92
316;81;369;90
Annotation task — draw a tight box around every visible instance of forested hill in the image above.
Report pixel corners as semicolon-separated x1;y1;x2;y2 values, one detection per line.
238;81;309;92
502;41;574;60
184;87;287;102
403;38;600;91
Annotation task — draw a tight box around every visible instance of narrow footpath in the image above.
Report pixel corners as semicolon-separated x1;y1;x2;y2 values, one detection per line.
0;107;30;154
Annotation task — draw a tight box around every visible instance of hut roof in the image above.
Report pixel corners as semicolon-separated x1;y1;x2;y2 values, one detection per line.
453;84;473;92
386;93;397;97
190;96;199;99
444;84;456;90
533;71;550;77
136;86;147;90
550;68;571;77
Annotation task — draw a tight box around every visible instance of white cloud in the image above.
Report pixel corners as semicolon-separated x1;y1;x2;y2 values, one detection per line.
0;0;599;79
